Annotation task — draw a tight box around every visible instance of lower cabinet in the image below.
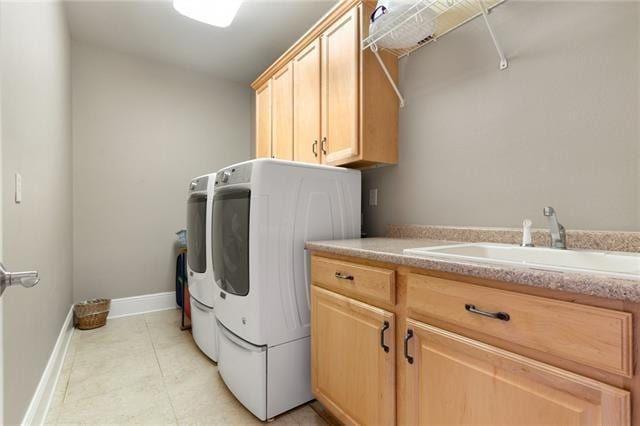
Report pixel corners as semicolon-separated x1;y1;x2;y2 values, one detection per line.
404;319;631;425
310;255;634;426
311;286;395;426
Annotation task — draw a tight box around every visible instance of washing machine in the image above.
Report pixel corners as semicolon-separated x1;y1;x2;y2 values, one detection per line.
212;159;361;420
187;173;218;361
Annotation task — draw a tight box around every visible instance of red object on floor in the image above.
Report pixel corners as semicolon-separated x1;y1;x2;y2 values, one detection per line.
184;285;191;319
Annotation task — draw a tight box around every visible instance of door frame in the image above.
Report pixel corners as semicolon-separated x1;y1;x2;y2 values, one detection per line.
0;1;5;420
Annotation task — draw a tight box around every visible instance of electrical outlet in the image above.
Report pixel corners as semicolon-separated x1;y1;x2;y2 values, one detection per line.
15;173;22;204
369;188;378;207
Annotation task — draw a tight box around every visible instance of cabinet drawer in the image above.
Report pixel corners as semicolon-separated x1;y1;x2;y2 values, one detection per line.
311;256;395;306
407;274;633;377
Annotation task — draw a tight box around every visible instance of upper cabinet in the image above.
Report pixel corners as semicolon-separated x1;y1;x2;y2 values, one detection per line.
251;0;399;168
271;63;294;161
255;81;272;159
321;7;359;165
293;40;321;164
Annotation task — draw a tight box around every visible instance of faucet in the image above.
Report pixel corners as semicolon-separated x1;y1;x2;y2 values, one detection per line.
543;206;566;249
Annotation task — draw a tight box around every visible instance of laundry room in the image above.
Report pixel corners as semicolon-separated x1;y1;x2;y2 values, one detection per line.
1;0;639;425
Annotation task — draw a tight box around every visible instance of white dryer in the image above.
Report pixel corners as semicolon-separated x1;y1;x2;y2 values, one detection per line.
186;173;218;362
212;159;361;420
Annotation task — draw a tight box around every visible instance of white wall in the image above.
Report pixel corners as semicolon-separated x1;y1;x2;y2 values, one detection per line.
363;1;640;236
72;41;251;302
1;2;73;423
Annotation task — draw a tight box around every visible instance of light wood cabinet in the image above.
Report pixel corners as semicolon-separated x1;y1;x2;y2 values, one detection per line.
407;274;633;377
293;40;321;164
311;255;395;308
255;81;271;158
321;7;359;165
311;285;395;426
405;320;630;425
251;0;399;168
271;63;293;160
309;254;635;426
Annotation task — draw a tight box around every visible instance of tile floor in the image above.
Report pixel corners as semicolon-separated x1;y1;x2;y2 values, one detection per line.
45;309;327;425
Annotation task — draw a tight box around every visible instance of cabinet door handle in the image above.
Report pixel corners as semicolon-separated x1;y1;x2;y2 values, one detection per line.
334;272;354;281
380;321;390;353
404;329;414;364
321;137;327;155
312;140;318;157
465;304;510;322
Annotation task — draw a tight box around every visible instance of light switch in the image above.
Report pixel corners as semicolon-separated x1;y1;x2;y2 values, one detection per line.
369;188;378;207
15;173;22;203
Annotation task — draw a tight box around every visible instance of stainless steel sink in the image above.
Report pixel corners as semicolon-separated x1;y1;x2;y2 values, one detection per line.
403;243;640;280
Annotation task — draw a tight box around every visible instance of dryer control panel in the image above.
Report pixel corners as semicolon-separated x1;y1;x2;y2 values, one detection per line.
189;175;209;194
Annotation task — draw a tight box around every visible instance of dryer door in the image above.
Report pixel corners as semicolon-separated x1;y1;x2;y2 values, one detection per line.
187;193;207;273
187;193;210;304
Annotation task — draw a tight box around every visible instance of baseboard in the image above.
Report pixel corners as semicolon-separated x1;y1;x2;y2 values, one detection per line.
22;306;74;426
108;291;177;319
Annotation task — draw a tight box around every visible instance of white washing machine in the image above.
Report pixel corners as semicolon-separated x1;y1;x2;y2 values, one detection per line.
186;173;218;362
212;159;361;420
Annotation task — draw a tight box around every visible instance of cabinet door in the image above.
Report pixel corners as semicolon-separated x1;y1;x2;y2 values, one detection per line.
321;7;359;165
405;319;630;425
271;63;294;160
255;81;271;158
311;286;395;426
293;40;321;164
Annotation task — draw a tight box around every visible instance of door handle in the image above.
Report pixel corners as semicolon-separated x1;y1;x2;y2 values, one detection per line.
465;304;510;321
0;262;40;296
321;137;327;155
380;321;390;353
312;140;318;157
404;329;414;364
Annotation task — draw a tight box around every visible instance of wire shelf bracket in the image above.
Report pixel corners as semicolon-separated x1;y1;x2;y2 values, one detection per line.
370;43;405;108
365;0;509;107
479;0;508;70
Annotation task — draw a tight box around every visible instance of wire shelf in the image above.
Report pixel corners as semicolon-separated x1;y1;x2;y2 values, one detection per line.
362;0;506;58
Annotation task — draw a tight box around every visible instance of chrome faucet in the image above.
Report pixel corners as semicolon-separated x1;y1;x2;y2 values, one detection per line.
543;206;566;249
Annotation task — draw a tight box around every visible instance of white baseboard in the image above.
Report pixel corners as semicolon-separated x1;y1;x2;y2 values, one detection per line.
108;291;177;319
22;306;74;426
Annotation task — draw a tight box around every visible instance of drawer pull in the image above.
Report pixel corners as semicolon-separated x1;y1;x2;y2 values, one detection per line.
404;329;414;364
380;321;390;353
335;272;354;281
465;303;510;322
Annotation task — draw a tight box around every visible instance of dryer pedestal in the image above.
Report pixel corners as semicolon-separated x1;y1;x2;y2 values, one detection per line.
190;296;218;362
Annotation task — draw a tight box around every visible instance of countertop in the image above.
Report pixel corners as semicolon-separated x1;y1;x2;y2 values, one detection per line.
305;238;640;303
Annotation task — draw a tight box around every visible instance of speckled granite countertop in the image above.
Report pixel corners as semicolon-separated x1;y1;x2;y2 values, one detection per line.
305;238;640;303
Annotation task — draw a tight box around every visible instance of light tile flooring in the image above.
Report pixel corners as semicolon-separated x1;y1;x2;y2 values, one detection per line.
46;309;327;425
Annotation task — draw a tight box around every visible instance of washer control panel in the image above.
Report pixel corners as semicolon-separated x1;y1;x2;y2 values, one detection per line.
215;163;252;188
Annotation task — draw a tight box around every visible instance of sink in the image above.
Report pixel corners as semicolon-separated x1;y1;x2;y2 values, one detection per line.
404;243;640;280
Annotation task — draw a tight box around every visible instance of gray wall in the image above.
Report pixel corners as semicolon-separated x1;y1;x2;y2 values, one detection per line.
1;2;73;424
72;41;251;302
363;1;640;236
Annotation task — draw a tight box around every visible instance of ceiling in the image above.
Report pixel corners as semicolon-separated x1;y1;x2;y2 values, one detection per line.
65;0;337;84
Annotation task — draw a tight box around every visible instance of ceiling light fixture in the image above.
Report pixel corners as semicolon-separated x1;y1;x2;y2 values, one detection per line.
173;0;243;28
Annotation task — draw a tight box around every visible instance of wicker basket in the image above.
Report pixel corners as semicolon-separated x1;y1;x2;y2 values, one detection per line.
74;299;111;330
